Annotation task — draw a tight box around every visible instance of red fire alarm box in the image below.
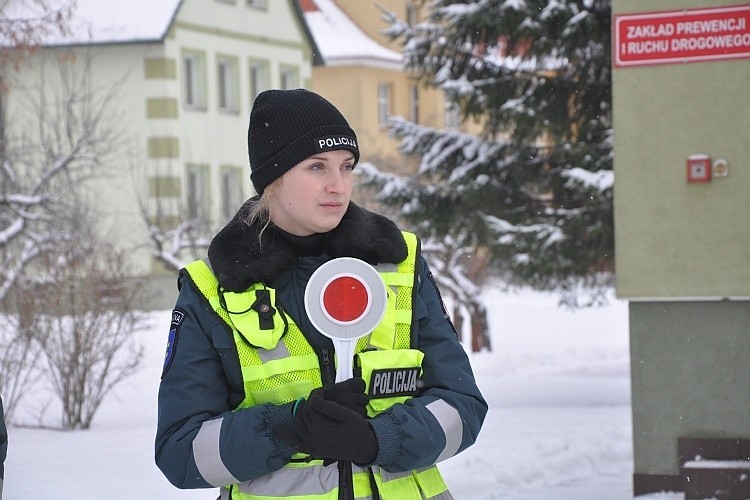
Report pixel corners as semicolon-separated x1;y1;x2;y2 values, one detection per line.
687;155;711;183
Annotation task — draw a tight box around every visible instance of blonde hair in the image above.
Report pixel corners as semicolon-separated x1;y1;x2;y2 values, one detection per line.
242;178;280;242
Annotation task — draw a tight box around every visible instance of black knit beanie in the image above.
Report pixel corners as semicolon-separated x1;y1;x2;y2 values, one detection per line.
248;89;359;194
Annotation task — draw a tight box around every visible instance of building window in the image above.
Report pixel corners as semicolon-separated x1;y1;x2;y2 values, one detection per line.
186;164;210;224
248;59;270;103
377;81;392;127
217;55;240;113
409;84;420;124
279;65;299;90
220;167;244;220
445;99;460;130
182;50;207;110
247;0;267;10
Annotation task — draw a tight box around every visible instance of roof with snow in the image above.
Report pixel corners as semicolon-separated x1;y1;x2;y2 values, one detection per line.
300;0;402;69
1;0;182;46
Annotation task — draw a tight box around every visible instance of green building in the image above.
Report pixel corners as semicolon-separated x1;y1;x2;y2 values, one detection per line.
611;1;750;497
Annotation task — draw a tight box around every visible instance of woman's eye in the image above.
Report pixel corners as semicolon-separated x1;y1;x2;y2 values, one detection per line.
341;164;354;172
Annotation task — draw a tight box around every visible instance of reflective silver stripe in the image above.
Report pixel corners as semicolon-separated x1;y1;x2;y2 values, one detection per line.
237;462;338;496
378;466;452;499
257;340;291;363
427;490;454;500
378;263;401;298
412;466;454;500
219;487;230;500
192;418;239;487
380;468;412;481
425;400;463;462
375;262;398;273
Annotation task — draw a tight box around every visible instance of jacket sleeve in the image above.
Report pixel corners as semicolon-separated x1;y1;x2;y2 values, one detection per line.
155;275;297;489
368;256;487;472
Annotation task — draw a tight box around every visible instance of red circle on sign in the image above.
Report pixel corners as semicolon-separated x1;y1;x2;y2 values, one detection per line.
322;276;369;322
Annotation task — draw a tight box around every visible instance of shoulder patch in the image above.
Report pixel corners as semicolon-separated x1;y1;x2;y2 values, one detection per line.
369;367;421;398
161;308;187;378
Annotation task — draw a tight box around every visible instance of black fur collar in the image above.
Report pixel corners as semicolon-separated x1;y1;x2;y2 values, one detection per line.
207;199;408;292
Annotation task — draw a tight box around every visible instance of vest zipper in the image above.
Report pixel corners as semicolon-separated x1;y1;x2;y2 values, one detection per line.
338;459;354;500
321;348;334;385
368;467;381;500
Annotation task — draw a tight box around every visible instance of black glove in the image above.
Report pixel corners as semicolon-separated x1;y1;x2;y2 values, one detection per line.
275;395;378;465
303;377;369;417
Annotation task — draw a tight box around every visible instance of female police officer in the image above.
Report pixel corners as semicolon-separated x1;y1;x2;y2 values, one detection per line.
155;89;487;499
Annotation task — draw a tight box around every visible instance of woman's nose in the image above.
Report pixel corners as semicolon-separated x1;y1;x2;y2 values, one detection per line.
326;170;345;192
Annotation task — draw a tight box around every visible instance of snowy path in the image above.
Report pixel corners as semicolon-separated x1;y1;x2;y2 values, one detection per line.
4;288;652;499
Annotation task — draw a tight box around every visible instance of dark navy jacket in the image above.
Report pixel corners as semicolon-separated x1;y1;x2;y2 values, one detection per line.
0;398;8;498
1;396;7;487
155;201;487;489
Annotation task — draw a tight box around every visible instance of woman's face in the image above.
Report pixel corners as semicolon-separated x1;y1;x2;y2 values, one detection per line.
268;149;355;236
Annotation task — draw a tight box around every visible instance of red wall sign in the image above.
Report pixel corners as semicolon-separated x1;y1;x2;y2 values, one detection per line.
614;4;750;67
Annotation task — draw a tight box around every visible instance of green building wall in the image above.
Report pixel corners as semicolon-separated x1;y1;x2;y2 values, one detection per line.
613;2;750;299
611;0;750;495
629;302;750;480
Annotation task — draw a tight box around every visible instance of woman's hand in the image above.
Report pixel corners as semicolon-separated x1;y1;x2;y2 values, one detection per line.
304;377;369;417
275;395;378;465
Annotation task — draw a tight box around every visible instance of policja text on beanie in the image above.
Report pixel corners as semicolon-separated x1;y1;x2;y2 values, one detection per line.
248;88;359;195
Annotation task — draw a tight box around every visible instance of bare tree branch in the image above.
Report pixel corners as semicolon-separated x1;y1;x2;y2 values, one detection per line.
0;51;121;301
0;0;75;69
25;239;147;429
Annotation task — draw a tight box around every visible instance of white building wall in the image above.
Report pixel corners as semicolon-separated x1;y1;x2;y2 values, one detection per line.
3;43;162;276
3;0;313;306
162;0;313;225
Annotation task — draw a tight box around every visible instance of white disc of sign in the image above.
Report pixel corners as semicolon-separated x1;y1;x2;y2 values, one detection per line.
304;257;387;382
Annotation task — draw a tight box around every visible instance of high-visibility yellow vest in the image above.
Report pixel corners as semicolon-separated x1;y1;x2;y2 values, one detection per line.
185;232;452;500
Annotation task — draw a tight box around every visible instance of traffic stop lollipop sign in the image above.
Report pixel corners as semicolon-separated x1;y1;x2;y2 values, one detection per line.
304;257;387;382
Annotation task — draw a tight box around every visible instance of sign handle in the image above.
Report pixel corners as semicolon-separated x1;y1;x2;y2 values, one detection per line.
333;338;356;383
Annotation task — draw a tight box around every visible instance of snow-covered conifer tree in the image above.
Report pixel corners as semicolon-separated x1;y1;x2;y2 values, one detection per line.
362;0;613;307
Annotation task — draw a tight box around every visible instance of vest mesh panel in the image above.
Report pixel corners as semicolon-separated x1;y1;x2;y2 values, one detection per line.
236;323;321;408
395;232;417;347
184;261;322;408
355;231;417;353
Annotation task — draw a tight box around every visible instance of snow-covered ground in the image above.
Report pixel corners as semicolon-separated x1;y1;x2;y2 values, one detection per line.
4;286;681;499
